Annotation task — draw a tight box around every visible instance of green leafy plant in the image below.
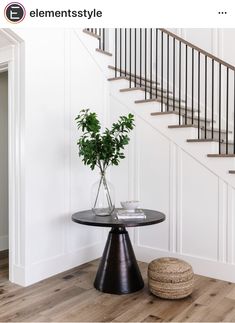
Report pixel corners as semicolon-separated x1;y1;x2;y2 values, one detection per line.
75;109;135;174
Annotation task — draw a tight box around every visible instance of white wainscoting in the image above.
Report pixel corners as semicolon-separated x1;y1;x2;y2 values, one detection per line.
110;85;235;283
7;27;235;286
9;28;111;286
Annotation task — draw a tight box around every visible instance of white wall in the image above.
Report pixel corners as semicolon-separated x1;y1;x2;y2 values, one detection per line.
10;28;111;285
178;29;235;65
0;71;8;251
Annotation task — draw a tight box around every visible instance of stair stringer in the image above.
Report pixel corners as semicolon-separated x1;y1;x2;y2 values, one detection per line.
73;29;113;78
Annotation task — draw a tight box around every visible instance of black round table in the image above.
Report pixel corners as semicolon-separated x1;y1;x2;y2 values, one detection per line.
72;209;165;295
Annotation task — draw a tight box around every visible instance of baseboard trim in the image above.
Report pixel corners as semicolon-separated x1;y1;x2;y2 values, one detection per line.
135;245;235;283
12;264;27;286
24;243;103;286
0;235;8;251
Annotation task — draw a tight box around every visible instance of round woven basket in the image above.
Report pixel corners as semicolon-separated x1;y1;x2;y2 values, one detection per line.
148;257;194;299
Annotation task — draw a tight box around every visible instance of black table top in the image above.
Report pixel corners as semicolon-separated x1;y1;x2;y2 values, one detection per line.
72;209;165;228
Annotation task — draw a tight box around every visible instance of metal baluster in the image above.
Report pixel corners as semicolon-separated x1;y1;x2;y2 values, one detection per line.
155;29;158;98
145;28;147;99
115;29;117;77
99;29;101;49
212;59;214;139
226;67;229;154
125;29;127;76
167;34;169;111
102;29;105;51
161;31;164;112
204;56;207;138
219;63;222;153
191;48;194;124
198;52;201;139
140;29;142;87
129;28;132;88
150;28;153;99
234;71;235;154
135;28;137;87
120;29;122;77
173;38;175;111
185;45;188;124
179;41;182;124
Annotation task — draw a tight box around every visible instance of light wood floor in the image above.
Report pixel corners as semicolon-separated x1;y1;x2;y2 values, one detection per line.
1;252;235;322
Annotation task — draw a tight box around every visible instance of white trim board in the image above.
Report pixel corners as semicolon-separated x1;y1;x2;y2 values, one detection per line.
0;235;8;251
25;242;103;286
135;245;235;283
0;30;25;286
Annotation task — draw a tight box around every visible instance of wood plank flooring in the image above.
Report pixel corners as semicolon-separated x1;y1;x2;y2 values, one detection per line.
1;251;235;321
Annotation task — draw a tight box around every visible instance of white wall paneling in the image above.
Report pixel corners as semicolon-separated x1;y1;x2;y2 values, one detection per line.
227;185;234;264
181;151;218;260
218;178;227;263
109;51;235;281
169;142;177;253
4;28;114;286
136;116;170;252
4;27;235;286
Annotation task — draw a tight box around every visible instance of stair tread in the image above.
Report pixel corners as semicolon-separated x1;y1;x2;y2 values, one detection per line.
135;96;185;104
108;76;128;81
120;87;185;102
108;65;160;86
83;29;100;39
151;111;215;123
187;139;234;145
135;98;199;113
96;48;112;56
208;154;235;157
168;124;231;134
109;70;178;96
120;86;167;93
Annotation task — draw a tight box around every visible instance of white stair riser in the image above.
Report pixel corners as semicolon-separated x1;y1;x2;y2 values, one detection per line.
186;141;218;155
220;143;235;154
119;90;145;101
110;80;131;93
201;129;232;141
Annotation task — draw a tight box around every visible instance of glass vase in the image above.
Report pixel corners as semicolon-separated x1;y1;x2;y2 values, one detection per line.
91;172;115;216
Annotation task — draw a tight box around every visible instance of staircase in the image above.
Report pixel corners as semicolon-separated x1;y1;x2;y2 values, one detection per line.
80;28;235;282
83;28;235;178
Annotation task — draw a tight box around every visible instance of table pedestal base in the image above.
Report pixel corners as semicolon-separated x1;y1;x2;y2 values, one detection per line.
94;227;144;294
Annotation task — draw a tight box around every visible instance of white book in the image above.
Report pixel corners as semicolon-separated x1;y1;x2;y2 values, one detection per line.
116;215;146;219
116;210;146;219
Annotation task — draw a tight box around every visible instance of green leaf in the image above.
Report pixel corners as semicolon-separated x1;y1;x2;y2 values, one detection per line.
75;109;135;171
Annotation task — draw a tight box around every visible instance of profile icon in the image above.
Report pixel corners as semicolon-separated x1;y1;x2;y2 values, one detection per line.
4;2;26;23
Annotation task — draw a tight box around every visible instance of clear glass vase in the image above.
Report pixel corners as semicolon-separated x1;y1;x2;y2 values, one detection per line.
91;172;115;216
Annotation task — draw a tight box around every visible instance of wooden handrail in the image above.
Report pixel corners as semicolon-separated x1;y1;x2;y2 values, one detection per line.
86;27;235;154
160;28;235;71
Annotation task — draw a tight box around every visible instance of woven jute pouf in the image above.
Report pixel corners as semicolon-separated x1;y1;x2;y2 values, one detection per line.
148;257;194;299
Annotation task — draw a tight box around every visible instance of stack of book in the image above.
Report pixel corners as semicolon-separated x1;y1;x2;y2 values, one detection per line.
116;209;146;220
